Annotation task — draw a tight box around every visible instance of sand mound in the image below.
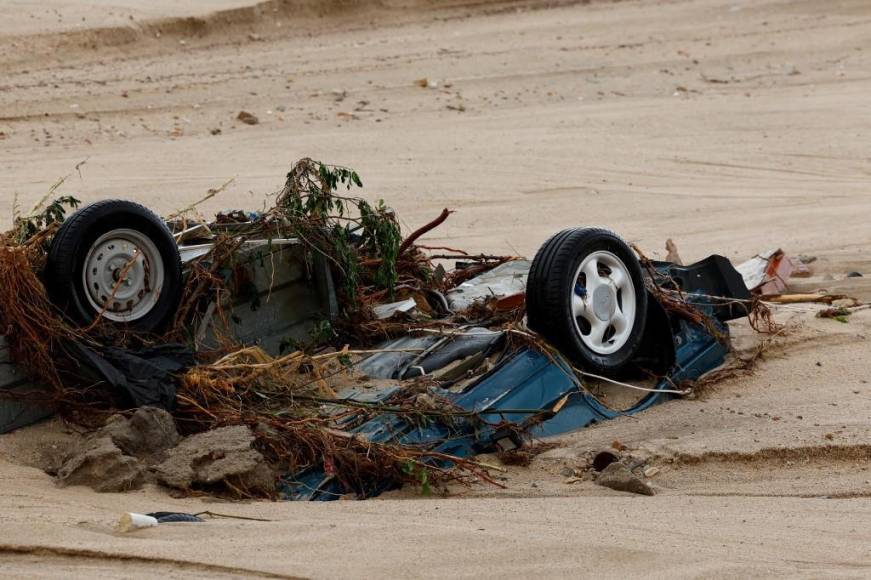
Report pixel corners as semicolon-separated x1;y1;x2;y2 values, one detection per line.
1;0;566;70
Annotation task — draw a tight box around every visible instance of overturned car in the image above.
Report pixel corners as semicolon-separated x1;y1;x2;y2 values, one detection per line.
0;160;754;500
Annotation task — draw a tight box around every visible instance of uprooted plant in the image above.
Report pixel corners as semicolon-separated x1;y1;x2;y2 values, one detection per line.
273;159;405;305
167;159;453;345
0;195;87;390
174;345;515;497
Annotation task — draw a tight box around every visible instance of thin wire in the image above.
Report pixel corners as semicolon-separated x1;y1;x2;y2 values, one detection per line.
575;369;691;395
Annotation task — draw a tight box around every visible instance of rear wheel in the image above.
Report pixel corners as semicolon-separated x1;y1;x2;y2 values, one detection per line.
45;200;183;333
526;227;647;375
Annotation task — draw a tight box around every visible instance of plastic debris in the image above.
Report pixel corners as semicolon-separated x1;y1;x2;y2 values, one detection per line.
117;512;159;533
117;511;203;532
735;248;806;294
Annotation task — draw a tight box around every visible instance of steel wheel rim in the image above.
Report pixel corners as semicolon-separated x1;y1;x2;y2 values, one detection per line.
82;228;164;322
570;250;636;355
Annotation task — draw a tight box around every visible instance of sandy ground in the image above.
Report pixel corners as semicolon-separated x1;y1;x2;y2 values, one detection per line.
2;0;871;577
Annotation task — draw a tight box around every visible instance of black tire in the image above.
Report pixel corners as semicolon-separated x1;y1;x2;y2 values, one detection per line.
526;227;647;375
45;200;183;333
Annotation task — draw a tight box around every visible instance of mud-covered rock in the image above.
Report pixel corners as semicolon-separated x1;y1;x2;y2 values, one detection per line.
236;110;259;125
102;406;179;460
56;436;144;492
155;425;274;494
595;462;655;496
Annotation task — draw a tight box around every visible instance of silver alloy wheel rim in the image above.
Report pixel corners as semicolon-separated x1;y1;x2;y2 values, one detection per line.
82;228;164;322
571;250;636;355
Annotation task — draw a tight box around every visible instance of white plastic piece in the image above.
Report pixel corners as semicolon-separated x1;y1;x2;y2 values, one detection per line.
735;248;781;291
117;512;159;533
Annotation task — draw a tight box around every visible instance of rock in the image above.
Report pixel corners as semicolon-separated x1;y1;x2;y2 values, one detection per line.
236;111;259;125
155;426;274;494
57;436;144;492
846;271;863;278
596;462;655;496
101;407;180;460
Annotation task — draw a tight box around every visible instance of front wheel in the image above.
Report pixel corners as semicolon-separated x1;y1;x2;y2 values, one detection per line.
526;227;647;376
